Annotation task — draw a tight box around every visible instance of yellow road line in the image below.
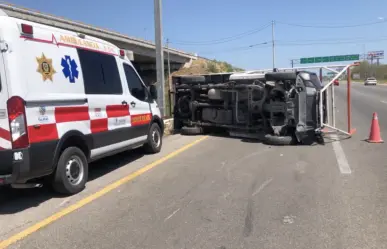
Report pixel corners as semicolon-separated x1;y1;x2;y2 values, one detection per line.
0;136;208;249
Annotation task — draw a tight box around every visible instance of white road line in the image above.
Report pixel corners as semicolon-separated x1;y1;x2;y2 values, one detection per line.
58;198;71;207
331;134;352;174
252;178;273;196
164;208;181;222
381;100;387;104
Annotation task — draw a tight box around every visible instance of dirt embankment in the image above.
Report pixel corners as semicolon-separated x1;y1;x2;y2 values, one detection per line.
172;58;243;76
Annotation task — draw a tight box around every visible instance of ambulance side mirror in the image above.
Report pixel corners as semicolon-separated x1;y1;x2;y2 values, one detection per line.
149;84;158;100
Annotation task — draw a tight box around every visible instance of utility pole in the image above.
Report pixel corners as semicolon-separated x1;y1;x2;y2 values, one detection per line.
154;0;165;117
290;59;294;68
166;38;171;88
272;20;276;69
166;38;172;116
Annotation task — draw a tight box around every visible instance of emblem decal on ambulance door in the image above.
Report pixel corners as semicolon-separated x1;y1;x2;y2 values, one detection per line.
36;53;56;82
61;55;79;83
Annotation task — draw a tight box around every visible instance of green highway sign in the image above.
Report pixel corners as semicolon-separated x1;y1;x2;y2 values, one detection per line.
300;54;360;64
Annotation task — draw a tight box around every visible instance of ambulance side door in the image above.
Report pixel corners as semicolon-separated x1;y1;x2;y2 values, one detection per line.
121;62;152;140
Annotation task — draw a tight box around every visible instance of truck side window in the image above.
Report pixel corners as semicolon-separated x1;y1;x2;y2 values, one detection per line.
78;48;123;95
123;63;147;101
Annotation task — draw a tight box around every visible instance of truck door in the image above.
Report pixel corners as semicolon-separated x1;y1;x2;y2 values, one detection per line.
122;63;152;140
0;40;11;151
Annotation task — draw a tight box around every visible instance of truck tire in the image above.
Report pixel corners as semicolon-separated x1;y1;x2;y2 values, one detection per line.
263;134;295;146
181;126;204;135
265;72;297;81
177;95;191;118
52;147;88;195
180;76;206;85
143;122;163;154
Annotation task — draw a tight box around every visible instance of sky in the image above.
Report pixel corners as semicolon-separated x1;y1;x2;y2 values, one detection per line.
5;0;387;70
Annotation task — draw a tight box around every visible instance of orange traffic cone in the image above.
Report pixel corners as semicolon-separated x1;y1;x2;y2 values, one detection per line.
367;112;383;143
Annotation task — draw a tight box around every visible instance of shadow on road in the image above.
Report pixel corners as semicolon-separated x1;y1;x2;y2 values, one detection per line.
0;148;145;215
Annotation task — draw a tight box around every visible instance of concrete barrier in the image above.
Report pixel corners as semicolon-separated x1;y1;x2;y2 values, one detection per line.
163;118;174;135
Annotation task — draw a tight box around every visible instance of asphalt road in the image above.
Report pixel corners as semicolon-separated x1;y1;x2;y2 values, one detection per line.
1;82;387;249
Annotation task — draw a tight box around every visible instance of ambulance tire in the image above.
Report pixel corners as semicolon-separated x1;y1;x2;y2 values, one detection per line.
52;147;88;195
143;122;162;154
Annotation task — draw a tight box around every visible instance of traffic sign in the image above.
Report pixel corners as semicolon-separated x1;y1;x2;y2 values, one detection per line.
300;54;360;64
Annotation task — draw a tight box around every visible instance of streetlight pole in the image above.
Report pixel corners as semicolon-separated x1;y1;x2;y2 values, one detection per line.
154;0;165;117
272;20;276;69
166;38;172;116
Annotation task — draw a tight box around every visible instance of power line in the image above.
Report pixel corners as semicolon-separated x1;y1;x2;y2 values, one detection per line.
197;36;387;56
197;42;271;55
277;37;387;46
276;20;387;28
169;19;387;47
276;36;387;43
169;23;271;45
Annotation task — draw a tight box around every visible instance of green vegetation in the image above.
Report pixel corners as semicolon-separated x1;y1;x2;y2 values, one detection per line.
351;61;387;81
207;60;219;73
206;59;244;73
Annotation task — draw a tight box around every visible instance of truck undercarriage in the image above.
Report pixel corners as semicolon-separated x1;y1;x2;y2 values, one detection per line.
172;71;327;145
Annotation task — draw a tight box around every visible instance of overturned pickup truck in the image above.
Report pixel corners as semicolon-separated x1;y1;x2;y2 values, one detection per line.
172;71;326;145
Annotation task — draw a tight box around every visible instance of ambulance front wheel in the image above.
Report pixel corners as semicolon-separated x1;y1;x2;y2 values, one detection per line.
52;147;89;195
143;122;162;154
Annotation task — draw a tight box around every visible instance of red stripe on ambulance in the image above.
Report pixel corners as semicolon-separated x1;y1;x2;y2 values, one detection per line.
55;106;90;123
90;119;108;133
106;105;130;118
28;123;59;143
0;127;11;141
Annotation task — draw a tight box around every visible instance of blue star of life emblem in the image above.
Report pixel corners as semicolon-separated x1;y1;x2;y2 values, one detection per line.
61;55;79;83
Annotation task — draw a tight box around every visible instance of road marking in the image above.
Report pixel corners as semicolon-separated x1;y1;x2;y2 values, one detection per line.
252;178;273;196
0;136;209;249
164;208;181;222
58;198;71;207
381;100;387;104
331;134;352;174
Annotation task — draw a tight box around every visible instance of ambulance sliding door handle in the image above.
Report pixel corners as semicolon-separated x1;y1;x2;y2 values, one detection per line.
130;101;136;107
122;100;128;105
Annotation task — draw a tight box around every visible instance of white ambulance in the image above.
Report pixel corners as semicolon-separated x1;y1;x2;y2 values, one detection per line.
0;10;164;194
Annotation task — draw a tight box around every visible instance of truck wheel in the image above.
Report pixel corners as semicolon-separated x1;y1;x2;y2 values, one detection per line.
143;122;163;154
181;126;204;135
263;134;295;146
52;147;88;195
180;76;206;85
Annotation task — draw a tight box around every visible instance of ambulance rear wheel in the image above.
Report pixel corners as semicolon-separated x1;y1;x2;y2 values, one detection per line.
143;122;162;154
52;147;88;195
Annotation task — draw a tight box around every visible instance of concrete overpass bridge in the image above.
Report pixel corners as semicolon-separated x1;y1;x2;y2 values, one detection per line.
0;3;197;84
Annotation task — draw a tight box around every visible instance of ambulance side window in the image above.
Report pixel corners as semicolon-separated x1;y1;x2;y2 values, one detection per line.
78;49;122;95
123;63;148;101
